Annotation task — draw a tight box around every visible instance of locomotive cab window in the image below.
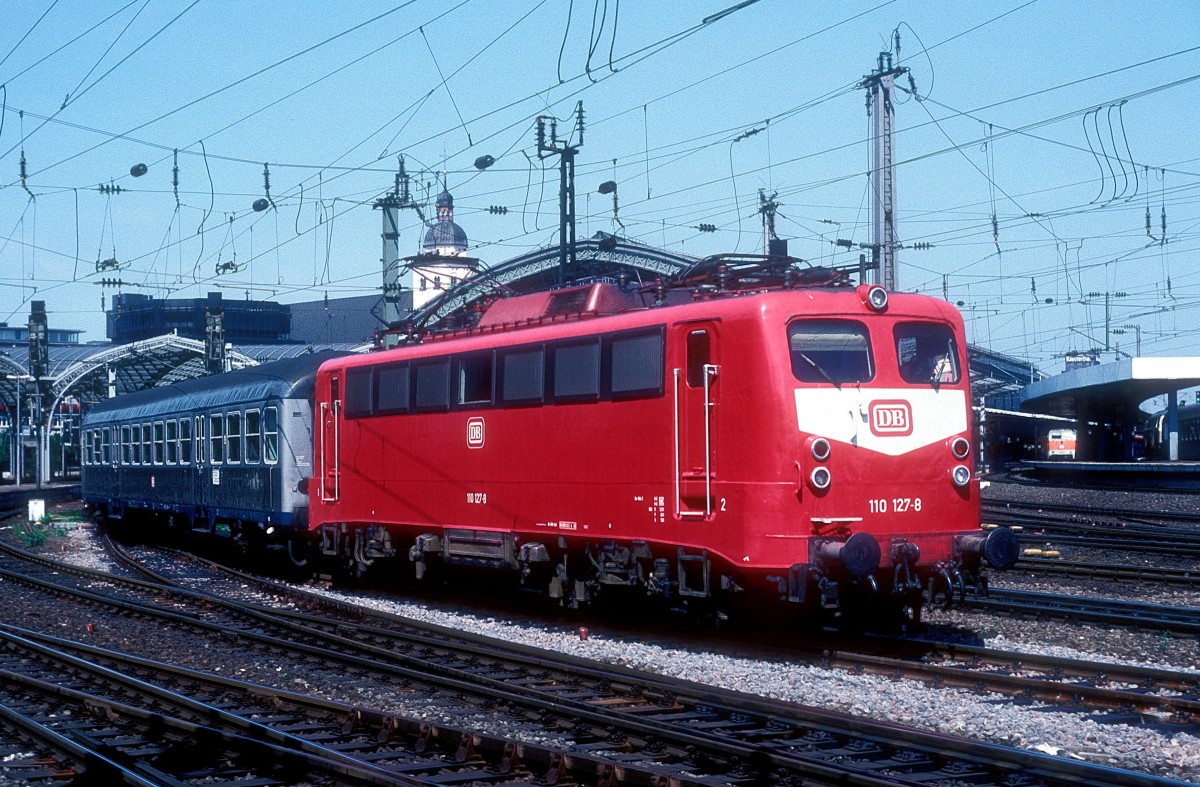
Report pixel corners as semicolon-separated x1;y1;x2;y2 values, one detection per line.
686;330;711;388
895;323;960;385
788;320;874;384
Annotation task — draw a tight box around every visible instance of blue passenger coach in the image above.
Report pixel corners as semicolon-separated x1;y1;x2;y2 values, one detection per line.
81;351;344;552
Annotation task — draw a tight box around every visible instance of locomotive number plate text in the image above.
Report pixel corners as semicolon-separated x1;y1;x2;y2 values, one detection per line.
868;497;922;513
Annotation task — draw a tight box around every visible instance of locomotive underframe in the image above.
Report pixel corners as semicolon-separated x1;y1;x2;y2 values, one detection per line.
312;519;1007;617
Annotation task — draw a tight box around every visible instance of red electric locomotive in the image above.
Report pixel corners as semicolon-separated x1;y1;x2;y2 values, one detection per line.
310;259;1018;620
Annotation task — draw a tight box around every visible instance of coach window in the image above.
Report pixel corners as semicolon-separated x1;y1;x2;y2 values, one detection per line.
120;425;131;465
345;368;373;418
788;320;874;384
552;340;601;400
415;359;451;410
611;330;664;397
93;429;102;466
209;414;224;464
457;353;493;406
245;409;262;463
194;415;205;464
152;421;165;465
141;423;152;465
376;365;410;414
227;411;243;463
102;427;111;465
179;418;192;465
165;420;178;464
500;347;544;405
263;407;278;464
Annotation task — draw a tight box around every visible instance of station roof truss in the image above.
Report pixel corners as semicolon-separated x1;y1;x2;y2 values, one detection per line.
412;233;698;329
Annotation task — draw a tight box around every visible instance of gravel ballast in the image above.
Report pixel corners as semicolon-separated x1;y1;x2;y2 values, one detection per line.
5;495;1200;783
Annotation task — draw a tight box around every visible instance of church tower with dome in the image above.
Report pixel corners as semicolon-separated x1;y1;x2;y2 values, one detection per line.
408;185;481;310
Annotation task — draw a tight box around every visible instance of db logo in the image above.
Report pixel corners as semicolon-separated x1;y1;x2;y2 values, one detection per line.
466;417;485;448
869;400;913;436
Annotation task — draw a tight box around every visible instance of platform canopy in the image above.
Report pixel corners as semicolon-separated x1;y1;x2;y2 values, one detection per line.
1018;357;1200;421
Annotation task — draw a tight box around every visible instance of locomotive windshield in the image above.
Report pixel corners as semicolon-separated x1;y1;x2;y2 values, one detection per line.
895;323;960;384
788;320;874;385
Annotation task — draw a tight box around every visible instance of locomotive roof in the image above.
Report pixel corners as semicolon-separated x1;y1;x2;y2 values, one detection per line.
84;350;350;424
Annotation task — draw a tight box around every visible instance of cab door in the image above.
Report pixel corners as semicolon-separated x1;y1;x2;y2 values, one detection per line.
674;324;719;518
319;374;341;502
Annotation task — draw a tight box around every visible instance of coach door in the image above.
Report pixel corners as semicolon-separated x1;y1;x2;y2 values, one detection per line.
319;374;341;502
674;324;719;518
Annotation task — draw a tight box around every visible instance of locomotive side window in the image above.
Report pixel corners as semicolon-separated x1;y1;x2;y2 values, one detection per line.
895;323;959;384
457;353;494;406
685;330;711;388
376;365;410;413
209;414;224;464
415;360;451;410
611;330;664;397
180;418;193;465
166;420;178;465
500;347;544;404
344;368;374;418
263;407;278;464
788;320;874;384
552;340;601;400
227;412;243;464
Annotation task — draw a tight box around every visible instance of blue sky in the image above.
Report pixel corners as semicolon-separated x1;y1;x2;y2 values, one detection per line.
2;1;1198;371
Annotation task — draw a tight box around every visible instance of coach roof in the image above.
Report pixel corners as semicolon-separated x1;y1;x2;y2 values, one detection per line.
83;350;349;425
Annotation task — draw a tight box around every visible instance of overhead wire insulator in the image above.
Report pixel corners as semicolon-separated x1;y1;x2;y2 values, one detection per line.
697;223;716;233
487;205;509;215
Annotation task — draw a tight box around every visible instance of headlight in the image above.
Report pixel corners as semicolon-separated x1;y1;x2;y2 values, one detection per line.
951;437;970;460
810;437;831;462
810;466;831;490
855;283;889;311
951;464;971;487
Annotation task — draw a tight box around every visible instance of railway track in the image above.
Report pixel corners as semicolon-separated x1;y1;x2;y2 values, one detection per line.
115;540;1200;727
968;588;1200;636
980;509;1200;559
0;537;1190;786
1016;556;1200;588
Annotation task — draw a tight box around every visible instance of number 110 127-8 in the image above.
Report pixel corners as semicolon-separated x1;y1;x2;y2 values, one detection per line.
869;498;922;513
